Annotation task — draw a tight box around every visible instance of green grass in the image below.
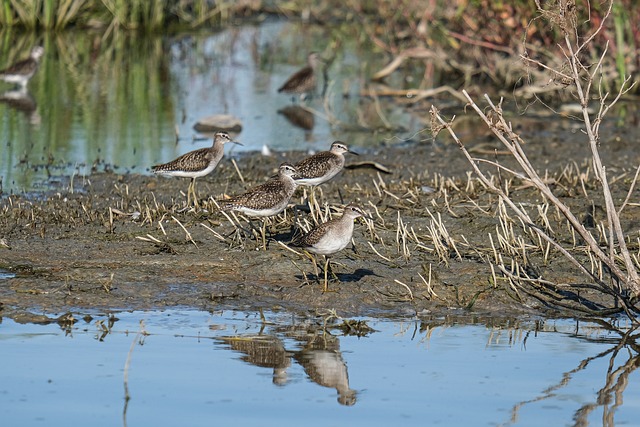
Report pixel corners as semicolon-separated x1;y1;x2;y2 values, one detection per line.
0;0;254;30
0;30;175;191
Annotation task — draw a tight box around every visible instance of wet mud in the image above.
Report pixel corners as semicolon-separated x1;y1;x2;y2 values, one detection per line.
1;111;639;323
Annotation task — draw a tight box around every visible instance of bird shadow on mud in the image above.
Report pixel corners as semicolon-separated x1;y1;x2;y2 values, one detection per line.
294;268;380;285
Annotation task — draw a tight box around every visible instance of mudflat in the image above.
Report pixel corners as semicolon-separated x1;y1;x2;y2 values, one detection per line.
1;113;639;323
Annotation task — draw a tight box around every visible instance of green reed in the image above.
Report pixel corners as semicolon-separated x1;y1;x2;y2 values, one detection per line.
0;30;175;191
0;0;251;30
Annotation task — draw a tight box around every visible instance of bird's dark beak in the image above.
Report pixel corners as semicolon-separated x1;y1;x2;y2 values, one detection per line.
348;149;359;156
232;140;243;146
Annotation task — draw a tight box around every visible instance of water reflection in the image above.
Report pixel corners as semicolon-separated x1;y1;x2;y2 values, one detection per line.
504;320;640;427
278;105;315;132
0;30;176;193
1;312;639;426
218;326;357;406
0;21;414;194
218;334;292;386
293;331;357;406
0;87;39;124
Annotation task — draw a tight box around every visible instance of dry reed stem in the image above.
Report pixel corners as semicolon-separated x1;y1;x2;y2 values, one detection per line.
393;279;414;301
433;103;637;316
231;158;245;184
368;241;392;263
199;222;226;241
418;268;438;299
171;216;197;248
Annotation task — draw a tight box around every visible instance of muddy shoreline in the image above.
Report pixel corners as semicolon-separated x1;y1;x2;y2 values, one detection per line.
1;113;639;324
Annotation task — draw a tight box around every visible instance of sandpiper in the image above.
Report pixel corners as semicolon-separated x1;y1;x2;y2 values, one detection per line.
278;52;321;101
294;141;357;186
291;203;368;292
0;46;44;89
220;163;299;217
152;131;240;207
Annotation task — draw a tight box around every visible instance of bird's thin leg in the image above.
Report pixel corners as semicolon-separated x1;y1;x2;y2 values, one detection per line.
238;218;267;246
323;256;329;292
327;260;339;282
303;251;319;279
260;219;267;250
309;186;316;217
185;178;196;208
186;180;192;208
243;218;261;239
322;256;337;292
192;178;199;208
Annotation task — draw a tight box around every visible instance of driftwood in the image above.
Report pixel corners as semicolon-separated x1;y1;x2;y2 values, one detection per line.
361;85;468;104
344;161;391;174
371;47;438;81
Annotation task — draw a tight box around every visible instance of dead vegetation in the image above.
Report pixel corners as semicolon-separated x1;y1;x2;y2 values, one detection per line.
362;0;638;103
431;0;640;320
1;2;639;321
1;137;638;320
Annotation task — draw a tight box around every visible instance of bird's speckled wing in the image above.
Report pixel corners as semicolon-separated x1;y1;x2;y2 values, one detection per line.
295;152;341;179
152;148;213;173
278;66;315;94
225;178;293;210
293;219;338;247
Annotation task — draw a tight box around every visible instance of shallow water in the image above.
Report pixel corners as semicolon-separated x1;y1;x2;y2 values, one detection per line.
1;309;638;426
2;20;639;196
0;21;416;194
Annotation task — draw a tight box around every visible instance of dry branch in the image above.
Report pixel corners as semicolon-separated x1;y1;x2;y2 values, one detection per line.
429;0;640;318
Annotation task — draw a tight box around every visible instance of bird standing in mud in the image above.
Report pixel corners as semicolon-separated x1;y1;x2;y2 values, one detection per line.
219;163;299;218
294;141;357;207
294;141;357;187
278;52;322;102
291;203;369;292
152;131;241;208
219;163;300;245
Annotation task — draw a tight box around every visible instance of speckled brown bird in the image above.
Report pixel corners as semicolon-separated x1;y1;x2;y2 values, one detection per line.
294;141;357;186
291;203;368;292
220;163;299;217
152;131;240;207
0;46;44;88
278;52;321;100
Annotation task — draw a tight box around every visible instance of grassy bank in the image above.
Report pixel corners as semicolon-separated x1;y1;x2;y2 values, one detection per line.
0;0;262;31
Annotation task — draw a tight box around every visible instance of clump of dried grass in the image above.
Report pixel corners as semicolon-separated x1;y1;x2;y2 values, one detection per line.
431;0;639;319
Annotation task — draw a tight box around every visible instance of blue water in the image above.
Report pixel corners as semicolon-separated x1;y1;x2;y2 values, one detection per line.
1;310;637;426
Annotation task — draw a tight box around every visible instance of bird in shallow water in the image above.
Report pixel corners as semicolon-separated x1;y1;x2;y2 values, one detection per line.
278;52;322;102
291;203;369;292
152;131;241;208
0;46;45;89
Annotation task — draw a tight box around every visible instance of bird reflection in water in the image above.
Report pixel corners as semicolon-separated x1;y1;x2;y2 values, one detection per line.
0;87;40;125
294;331;357;406
217;329;357;406
278;105;315;131
217;335;292;386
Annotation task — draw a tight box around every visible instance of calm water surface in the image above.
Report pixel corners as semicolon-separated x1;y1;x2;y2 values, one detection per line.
1;309;638;426
0;20;416;194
